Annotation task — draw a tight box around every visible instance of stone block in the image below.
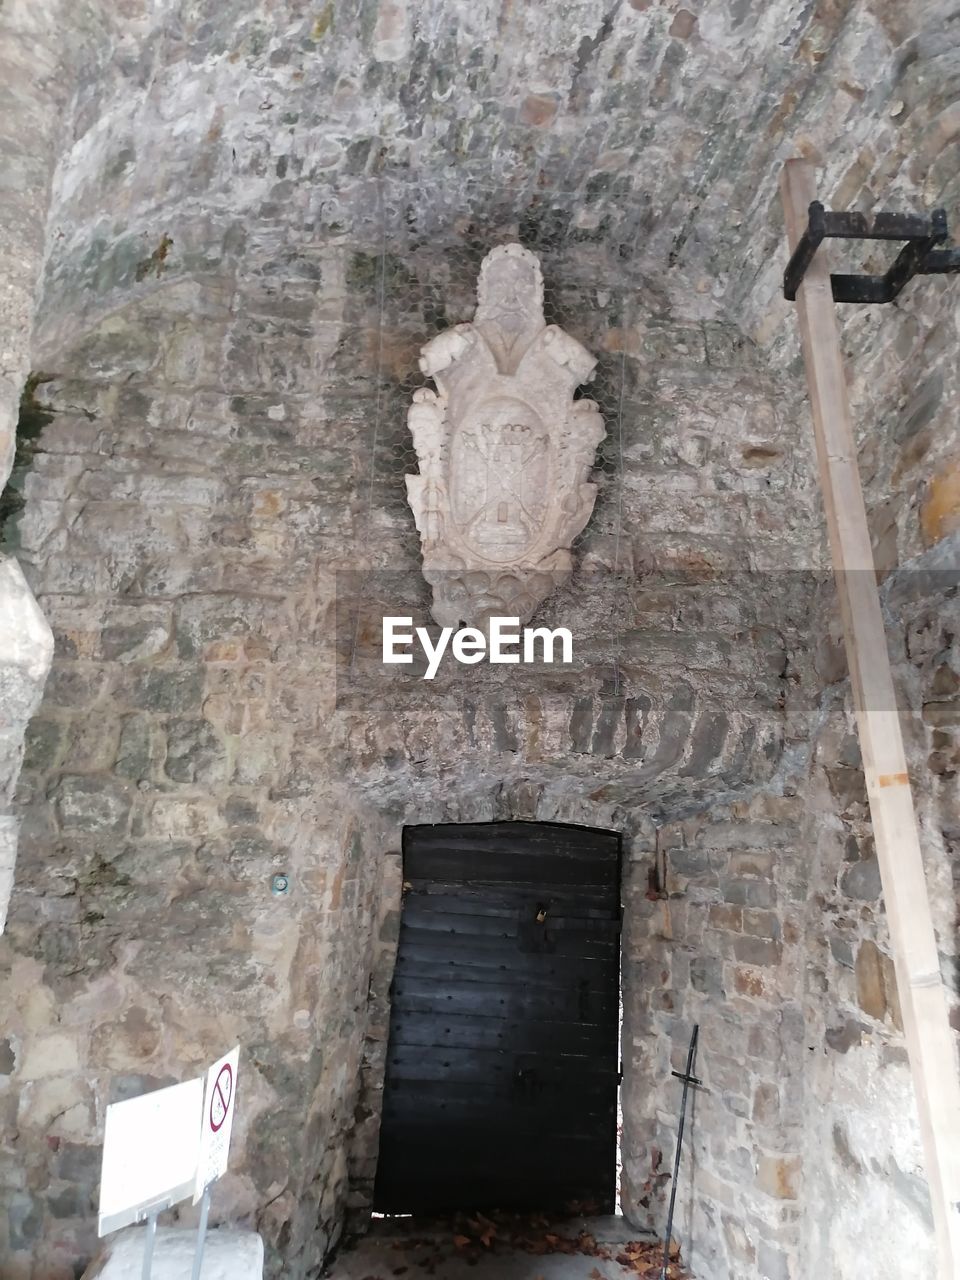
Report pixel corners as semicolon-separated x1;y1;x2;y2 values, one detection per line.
895;369;942;444
856;939;888;1021
165;718;228;785
721;1212;756;1266
115;715;161;780
107;1074;178;1104
728;851;774;878
690;956;724;996
722;879;776;908
708;904;742;932
80;1226;264;1279
22;716;65;771
920;456;960;547
44;664;109;709
668;846;712;876
741;908;780;939
62;716;122;772
175;596;280;662
52;1141;100;1183
747;1025;780;1062
100;607;172;663
922;699;960;727
6;1191;41;1252
723;1091;750;1118
752;1081;780;1126
19;1033;80;1078
54;775;131;835
825;764;868;811
840;855;882;901
17;1075;93;1138
733;936;782;967
150;796;223;840
758;1239;793;1280
46;1179;96;1218
90;1005;161;1068
222;795;262;826
825;1019;866;1053
756;1153;801;1200
829;934;854;968
127;667;205;714
733;966;769;998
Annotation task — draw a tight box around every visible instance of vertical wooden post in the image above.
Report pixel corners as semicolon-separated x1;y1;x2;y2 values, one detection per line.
780;159;960;1278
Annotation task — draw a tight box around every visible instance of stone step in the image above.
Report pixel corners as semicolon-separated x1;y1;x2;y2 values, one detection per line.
80;1225;263;1280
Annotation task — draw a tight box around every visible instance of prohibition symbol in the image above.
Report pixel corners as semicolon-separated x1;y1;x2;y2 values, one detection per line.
209;1064;233;1133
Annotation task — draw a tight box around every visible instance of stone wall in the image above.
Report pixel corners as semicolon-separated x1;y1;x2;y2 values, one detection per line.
625;795;809;1280
0;260;391;1273
0;188;815;1277
789;556;960;1280
0;0;65;932
0;0;135;931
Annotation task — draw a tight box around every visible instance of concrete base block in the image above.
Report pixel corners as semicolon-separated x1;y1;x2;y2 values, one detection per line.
81;1226;264;1279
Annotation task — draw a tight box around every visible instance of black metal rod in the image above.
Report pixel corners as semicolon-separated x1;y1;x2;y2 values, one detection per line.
924;247;960;274
783;202;955;303
660;1023;700;1280
782;202;825;300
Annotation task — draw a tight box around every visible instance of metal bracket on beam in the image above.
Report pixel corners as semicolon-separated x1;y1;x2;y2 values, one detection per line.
783;201;960;303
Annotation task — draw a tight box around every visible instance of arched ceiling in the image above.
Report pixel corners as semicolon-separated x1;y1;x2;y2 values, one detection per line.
36;0;960;359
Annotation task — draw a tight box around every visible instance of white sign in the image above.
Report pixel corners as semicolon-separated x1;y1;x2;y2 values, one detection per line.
98;1078;204;1236
194;1045;239;1201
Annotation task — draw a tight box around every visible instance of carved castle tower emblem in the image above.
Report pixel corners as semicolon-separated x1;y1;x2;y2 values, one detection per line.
405;244;606;628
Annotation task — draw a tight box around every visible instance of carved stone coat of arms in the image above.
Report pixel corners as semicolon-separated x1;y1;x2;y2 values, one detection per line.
405;244;605;628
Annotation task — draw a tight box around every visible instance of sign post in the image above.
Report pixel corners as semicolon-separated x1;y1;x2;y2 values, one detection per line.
141;1212;158;1280
190;1186;212;1280
191;1046;240;1280
96;1050;239;1279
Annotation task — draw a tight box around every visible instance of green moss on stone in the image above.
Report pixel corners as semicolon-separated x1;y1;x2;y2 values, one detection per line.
311;2;334;39
134;233;174;282
0;372;56;546
347;250;415;294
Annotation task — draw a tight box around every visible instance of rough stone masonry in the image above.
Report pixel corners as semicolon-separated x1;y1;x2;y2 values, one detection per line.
0;2;958;1280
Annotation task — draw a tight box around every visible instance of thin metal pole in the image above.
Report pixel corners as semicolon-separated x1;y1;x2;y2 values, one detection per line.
660;1023;699;1280
190;1184;212;1280
142;1212;158;1280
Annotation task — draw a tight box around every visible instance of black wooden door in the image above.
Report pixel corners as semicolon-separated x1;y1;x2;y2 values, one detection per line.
373;821;622;1214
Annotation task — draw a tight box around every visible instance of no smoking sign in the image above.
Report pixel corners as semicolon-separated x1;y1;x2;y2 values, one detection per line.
209;1064;232;1133
194;1046;239;1201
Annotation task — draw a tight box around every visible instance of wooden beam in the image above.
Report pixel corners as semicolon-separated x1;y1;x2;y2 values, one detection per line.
780;159;960;1278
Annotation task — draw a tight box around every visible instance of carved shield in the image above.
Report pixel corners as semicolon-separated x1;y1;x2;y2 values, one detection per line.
450;396;551;564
